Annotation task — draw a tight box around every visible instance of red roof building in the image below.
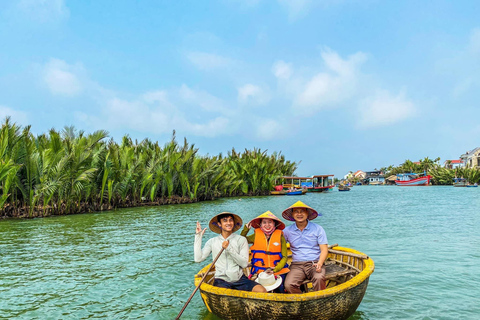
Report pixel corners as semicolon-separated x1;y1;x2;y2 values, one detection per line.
443;159;464;169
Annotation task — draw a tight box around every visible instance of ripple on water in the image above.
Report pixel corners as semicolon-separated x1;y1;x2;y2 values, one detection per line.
0;187;479;319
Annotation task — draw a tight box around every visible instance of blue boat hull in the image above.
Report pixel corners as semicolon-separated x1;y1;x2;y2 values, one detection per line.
286;191;303;195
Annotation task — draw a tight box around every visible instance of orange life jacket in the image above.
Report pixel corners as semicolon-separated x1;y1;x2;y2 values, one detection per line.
250;228;289;276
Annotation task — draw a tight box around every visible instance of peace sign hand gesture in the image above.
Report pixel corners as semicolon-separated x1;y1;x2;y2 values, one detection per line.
196;221;207;236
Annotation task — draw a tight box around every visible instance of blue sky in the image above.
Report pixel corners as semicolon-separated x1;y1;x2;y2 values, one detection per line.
1;0;480;177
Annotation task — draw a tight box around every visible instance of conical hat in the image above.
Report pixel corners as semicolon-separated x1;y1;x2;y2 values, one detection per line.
282;201;320;221
209;212;243;234
248;211;285;230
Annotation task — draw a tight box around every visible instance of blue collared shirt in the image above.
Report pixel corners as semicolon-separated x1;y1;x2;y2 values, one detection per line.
283;221;328;262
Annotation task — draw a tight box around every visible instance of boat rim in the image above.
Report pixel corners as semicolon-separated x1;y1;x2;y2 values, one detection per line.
194;246;375;301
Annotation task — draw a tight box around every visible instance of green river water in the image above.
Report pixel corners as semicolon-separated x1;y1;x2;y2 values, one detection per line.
1;186;479;319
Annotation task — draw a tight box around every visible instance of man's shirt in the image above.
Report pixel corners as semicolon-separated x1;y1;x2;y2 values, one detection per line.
283;220;328;262
194;233;249;282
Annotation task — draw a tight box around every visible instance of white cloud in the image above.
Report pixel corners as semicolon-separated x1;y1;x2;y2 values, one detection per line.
17;0;69;22
237;84;270;105
321;49;366;78
0;105;28;125
295;73;344;109
43;59;83;96
104;98;171;134
142;90;170;105
271;48;417;129
76;88;233;138
278;0;312;20
179;116;231;137
357;90;416;128
178;85;230;114
293;49;366;114
255;118;282;140
186;52;233;70
272;60;293;80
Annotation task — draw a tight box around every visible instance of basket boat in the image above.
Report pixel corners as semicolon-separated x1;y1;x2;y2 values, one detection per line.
194;246;374;320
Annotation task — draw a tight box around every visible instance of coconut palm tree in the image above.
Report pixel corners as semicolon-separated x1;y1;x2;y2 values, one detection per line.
0;119;298;218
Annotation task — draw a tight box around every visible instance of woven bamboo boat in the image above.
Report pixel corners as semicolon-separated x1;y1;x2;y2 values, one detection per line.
270;190;287;195
194;245;374;320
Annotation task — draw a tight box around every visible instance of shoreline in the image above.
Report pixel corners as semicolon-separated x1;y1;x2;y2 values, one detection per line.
0;192;270;220
0;196;198;220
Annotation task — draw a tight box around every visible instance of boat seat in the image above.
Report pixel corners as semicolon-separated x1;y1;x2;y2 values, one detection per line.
324;264;357;280
300;263;358;292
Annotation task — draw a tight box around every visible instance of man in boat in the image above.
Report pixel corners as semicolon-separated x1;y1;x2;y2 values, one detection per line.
194;212;267;293
240;211;289;292
282;201;328;293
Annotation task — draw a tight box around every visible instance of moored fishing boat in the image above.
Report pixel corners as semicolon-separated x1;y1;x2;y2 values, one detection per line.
285;190;302;195
306;175;335;192
286;189;307;195
276;176;311;190
194;246;374;320
270;190;287;195
395;173;431;186
270;189;307;195
453;178;467;187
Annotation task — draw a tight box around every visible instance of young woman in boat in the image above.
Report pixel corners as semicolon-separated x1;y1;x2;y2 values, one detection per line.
240;211;290;292
194;212;267;293
282;201;328;293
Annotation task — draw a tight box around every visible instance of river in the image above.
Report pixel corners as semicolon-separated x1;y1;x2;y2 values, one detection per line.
1;186;479;319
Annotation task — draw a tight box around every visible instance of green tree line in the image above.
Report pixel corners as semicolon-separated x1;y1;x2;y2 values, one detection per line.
0;118;297;218
380;157;480;185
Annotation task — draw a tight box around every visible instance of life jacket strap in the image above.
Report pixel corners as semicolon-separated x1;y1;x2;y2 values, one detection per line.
251;258;265;265
251;265;267;274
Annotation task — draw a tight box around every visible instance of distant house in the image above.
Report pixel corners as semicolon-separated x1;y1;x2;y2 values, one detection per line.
364;170;385;185
385;175;397;185
460;148;480;169
343;171;353;180
443;159;464;169
343;170;366;181
354;170;366;179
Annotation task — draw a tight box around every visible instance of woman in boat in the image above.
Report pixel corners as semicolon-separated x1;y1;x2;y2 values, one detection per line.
240;211;289;292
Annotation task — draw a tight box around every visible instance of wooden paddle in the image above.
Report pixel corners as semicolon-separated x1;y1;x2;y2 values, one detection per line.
175;247;225;320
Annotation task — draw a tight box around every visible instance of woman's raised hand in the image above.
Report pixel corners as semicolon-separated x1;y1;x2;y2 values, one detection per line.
196;221;206;236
